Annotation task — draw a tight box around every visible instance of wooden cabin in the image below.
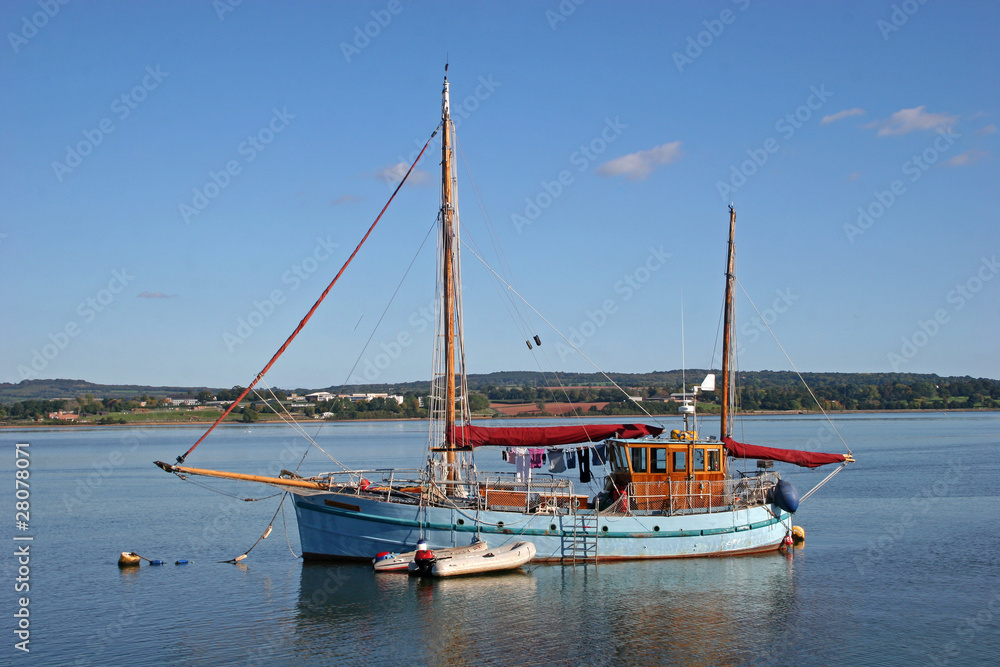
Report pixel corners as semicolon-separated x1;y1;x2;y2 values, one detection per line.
603;431;728;514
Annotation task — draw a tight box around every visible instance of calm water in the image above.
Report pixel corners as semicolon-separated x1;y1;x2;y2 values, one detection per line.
2;412;999;666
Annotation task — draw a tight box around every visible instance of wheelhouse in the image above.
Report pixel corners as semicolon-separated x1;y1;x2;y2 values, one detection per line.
603;431;729;513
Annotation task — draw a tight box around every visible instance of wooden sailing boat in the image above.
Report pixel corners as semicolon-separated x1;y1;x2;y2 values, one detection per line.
156;72;853;562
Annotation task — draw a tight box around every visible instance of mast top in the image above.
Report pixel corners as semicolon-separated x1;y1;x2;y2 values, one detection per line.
442;74;450;118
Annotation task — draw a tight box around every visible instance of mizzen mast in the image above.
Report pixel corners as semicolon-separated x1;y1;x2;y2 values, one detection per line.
720;205;736;441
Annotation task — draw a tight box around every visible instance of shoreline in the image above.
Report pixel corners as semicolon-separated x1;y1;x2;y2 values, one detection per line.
2;407;997;430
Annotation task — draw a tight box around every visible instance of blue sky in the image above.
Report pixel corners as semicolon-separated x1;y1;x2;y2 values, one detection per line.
2;1;997;389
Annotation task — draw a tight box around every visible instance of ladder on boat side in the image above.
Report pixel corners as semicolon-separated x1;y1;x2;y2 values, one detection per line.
562;510;598;564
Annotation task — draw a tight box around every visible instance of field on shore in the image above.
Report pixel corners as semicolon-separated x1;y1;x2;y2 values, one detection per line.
489;401;610;416
4;406;996;429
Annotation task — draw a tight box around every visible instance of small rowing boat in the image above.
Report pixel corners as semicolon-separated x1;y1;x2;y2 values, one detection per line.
409;541;536;578
373;538;488;573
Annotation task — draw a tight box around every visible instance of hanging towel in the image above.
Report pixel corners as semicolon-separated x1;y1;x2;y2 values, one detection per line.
548;448;566;473
529;448;545;469
579;447;592;484
566;449;576;469
592;443;608;466
514;448;529;480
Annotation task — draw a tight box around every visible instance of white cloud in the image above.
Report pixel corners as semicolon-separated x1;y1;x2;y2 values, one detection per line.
375;162;432;186
821;107;866;124
943;149;989;167
975;124;997;136
138;292;177;299
866;106;957;136
331;194;362;205
596;141;683;181
847;172;861;182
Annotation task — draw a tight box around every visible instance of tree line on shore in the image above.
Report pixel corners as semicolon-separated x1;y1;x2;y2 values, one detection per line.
3;374;998;424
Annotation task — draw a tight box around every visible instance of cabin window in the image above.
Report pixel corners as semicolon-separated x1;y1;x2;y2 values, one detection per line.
694;448;705;471
672;451;686;472
630;447;647;473
651;448;667;473
707;449;721;472
610;445;629;472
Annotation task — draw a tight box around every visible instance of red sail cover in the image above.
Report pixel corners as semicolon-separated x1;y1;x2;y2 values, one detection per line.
721;436;846;469
451;424;664;448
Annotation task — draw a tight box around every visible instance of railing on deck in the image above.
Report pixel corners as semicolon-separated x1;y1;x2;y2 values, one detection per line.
308;468;582;514
301;468;779;518
616;473;779;516
476;472;579;514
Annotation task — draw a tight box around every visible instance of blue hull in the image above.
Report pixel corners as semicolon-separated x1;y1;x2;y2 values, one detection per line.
292;492;790;562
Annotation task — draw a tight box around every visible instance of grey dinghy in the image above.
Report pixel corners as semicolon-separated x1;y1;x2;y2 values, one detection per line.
409;541;537;578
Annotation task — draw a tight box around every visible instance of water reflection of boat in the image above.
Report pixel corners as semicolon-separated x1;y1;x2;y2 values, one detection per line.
295;555;793;664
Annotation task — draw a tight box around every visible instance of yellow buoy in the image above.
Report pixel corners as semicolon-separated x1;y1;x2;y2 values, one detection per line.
792;526;805;542
118;551;141;567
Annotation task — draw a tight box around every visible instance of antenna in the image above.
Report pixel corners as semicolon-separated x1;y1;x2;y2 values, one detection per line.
680;288;686;404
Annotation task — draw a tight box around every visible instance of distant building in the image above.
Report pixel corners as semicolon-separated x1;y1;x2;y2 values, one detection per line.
170;398;198;407
337;393;404;404
305;392;335;402
48;411;78;421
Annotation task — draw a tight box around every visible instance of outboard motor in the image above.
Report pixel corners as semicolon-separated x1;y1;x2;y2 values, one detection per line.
411;548;437;576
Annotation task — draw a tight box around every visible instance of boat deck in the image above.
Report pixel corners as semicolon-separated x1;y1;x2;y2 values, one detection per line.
286;468;780;518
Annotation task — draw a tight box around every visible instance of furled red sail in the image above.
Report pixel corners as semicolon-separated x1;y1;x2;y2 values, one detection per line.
451;423;664;448
721;436;846;468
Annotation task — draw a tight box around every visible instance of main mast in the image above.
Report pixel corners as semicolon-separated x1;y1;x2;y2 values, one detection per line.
720;205;736;441
441;73;457;462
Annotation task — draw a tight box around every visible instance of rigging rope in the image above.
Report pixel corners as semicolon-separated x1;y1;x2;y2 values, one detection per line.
248;379;346;471
337;219;437;392
175;125;441;465
454;135;536;343
735;279;853;456
174;473;283;502
460;239;665;428
279;220;436;476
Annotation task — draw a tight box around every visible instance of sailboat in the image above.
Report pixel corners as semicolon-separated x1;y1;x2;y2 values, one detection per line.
155;72;853;562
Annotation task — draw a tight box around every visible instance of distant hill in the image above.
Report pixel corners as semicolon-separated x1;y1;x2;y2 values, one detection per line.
318;369;995;394
0;379;220;404
4;370;996;404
